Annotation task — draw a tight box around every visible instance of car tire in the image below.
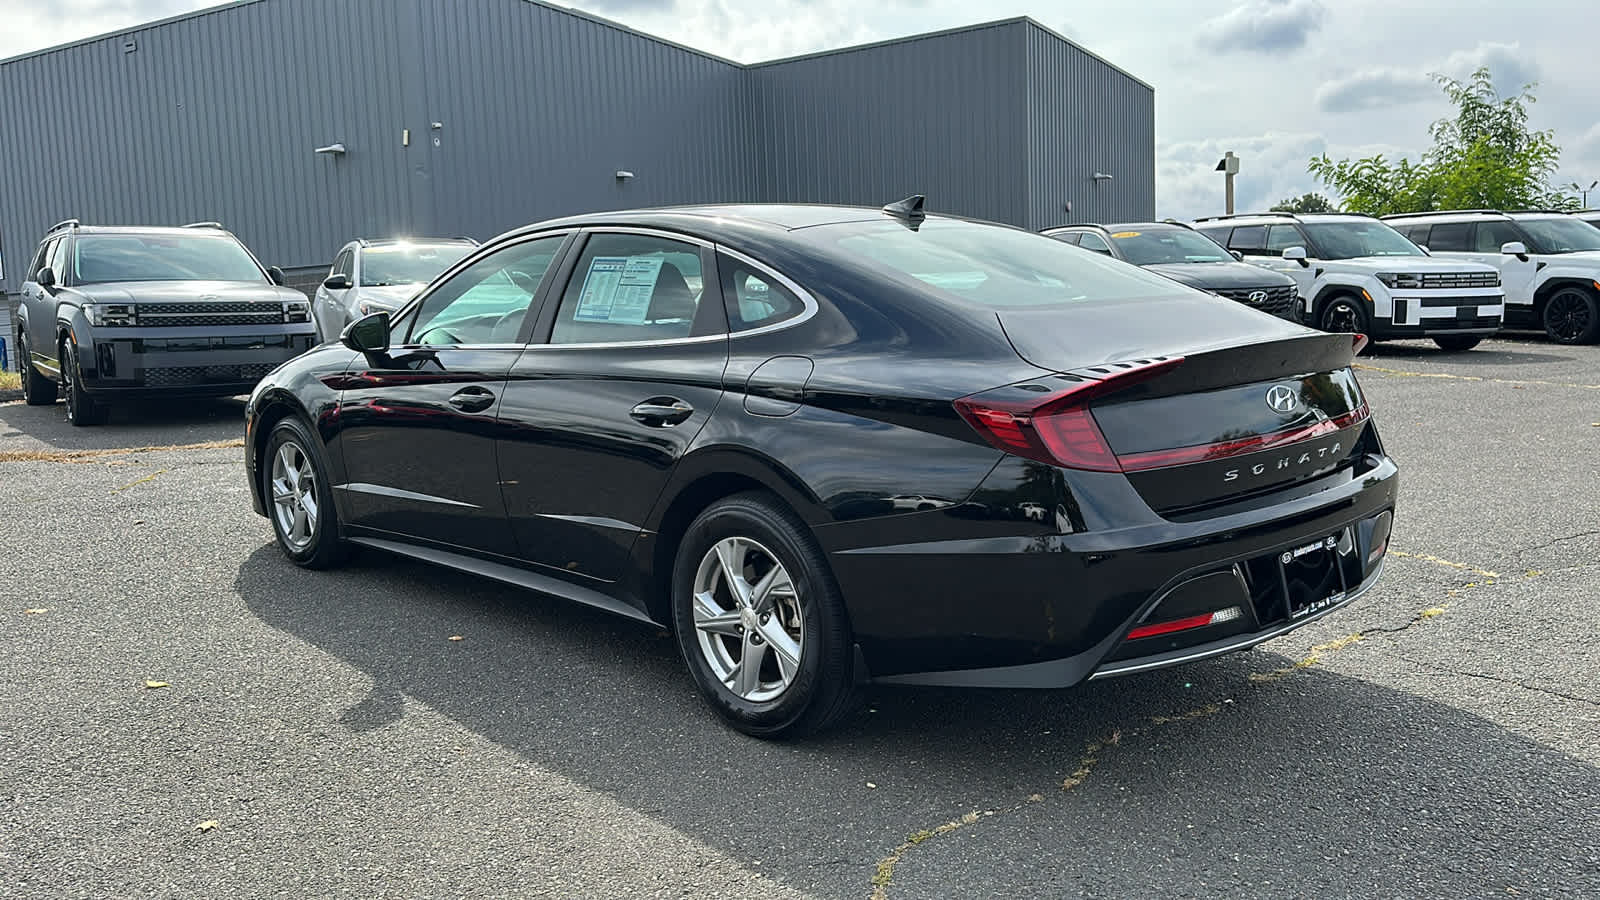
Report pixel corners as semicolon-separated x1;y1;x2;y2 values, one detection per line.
61;340;109;426
263;416;349;569
17;335;59;405
1431;335;1482;352
671;492;858;739
1317;295;1370;335
1540;286;1600;345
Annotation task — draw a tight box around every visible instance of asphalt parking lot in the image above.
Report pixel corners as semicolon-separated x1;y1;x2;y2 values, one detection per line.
2;335;1597;899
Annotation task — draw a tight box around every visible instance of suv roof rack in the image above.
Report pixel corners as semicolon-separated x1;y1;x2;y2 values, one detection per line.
1380;209;1504;220
1191;212;1299;223
183;221;225;229
47;218;81;234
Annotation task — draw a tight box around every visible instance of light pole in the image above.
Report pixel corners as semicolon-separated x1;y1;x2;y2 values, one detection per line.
1216;152;1240;215
1569;180;1598;208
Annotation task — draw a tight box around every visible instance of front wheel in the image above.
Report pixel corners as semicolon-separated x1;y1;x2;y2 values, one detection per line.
17;336;59;406
671;493;858;739
264;417;349;569
1318;295;1370;335
1432;335;1483;352
1541;287;1600;345
61;341;108;426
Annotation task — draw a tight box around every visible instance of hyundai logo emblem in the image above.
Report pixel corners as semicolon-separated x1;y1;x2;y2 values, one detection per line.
1247;290;1269;303
1265;384;1300;413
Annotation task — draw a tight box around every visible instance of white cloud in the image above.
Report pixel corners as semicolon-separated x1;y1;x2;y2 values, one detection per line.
1315;42;1540;114
1196;0;1327;54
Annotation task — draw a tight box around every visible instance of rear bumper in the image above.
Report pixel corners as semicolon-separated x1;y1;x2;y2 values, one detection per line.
80;325;318;397
823;454;1399;687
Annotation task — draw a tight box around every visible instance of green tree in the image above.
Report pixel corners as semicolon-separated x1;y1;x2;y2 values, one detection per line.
1308;67;1574;215
1270;192;1335;213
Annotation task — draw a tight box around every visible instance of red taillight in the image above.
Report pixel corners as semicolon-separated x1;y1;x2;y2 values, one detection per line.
1352;333;1369;356
1127;605;1243;640
954;357;1183;472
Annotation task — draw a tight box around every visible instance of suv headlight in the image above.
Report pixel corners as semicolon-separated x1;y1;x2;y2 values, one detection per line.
1375;273;1424;290
82;302;137;326
283;299;311;323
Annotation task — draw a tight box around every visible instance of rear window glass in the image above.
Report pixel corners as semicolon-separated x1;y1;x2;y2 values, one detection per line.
73;234;266;284
820;219;1191;307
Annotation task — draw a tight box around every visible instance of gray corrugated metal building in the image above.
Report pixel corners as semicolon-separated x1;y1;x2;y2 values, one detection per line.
0;0;1153;307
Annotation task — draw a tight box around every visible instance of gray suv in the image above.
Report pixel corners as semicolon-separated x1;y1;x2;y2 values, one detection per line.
12;220;317;425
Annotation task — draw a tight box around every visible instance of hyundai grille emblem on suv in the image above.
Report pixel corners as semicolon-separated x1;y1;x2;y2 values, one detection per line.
1247;290;1268;303
1266;384;1300;413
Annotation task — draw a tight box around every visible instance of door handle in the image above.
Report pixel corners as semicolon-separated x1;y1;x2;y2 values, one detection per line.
630;398;694;426
447;386;496;413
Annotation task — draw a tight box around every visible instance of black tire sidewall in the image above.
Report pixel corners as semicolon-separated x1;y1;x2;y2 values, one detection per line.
1543;288;1599;345
63;341;105;425
671;494;851;737
1433;335;1482;352
1319;295;1369;334
263;417;346;568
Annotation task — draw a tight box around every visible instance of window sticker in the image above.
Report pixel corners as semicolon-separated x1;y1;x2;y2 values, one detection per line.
1110;231;1141;239
573;256;665;324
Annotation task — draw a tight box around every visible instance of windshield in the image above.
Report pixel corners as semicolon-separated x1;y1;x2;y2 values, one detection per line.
1300;221;1424;259
360;243;474;286
823;219;1191;307
1516;218;1600;254
72;234;266;284
1108;227;1230;265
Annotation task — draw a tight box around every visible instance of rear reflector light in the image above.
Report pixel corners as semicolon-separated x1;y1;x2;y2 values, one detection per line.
1352;333;1369;356
954;357;1184;472
1115;401;1370;473
1127;605;1242;640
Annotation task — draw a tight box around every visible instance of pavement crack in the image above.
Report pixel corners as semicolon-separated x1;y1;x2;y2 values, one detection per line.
1514;530;1600;558
113;469;168;493
1403;656;1600;708
1388;550;1499;579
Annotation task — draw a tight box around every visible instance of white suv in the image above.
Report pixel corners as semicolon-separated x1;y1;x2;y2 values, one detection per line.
1194;213;1505;351
1384;210;1600;344
312;237;477;341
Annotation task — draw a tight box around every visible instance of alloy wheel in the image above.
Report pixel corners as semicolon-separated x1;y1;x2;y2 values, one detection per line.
270;441;321;551
691;536;805;703
1323;301;1360;333
1545;290;1593;343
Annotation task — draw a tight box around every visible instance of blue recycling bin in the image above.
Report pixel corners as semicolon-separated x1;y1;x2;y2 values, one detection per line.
0;335;8;373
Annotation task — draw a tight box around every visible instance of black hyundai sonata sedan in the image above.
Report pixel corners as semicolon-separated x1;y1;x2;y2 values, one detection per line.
245;200;1397;737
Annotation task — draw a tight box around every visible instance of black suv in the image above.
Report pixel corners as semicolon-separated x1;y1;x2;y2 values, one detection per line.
1043;222;1301;320
13;220;317;425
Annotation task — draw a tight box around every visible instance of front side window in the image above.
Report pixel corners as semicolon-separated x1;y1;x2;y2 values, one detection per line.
720;253;803;332
550;233;714;344
406;235;565;345
1424;223;1471;252
1299;221;1425;259
1474;220;1524;253
1110;227;1229;265
819;218;1194;308
72;234;267;284
331;250;353;279
48;239;71;283
1266;225;1307;254
1516;218;1600;254
360;242;474;286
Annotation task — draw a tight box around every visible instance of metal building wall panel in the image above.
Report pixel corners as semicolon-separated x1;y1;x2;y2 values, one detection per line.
746;22;1031;226
1024;23;1155;229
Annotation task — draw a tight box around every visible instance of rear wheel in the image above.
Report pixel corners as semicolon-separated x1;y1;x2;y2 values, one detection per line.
1317;295;1369;335
265;417;349;569
17;335;58;405
672;493;858;739
1432;335;1483;352
1541;287;1599;345
61;340;108;426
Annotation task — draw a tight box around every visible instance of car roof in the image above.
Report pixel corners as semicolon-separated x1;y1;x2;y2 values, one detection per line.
53;224;240;238
1383;210;1575;223
491;203;918;246
1048;222;1190;233
1192;213;1379;227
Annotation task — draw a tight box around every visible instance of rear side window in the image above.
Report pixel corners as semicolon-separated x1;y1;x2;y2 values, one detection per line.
1266;225;1305;253
30;237;58;280
1050;232;1082;246
1076;233;1113;255
550;233;720;344
719;253;804;332
1425;223;1471;252
820;219;1196;308
1228;226;1268;254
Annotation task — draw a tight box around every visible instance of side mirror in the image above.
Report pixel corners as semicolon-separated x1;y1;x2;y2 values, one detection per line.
323;272;353;290
1231;249;1244;261
267;266;287;286
1282;246;1311;267
1501;241;1529;260
35;266;56;288
341;312;391;354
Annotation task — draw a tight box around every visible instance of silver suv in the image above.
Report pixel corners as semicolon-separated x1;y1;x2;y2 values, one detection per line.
312;238;476;341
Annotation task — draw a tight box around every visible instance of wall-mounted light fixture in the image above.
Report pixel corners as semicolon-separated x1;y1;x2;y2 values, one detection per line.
314;143;347;156
1092;172;1114;182
616;170;635;181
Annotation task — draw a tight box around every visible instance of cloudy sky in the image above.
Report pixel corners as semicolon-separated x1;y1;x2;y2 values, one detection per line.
5;0;1597;218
